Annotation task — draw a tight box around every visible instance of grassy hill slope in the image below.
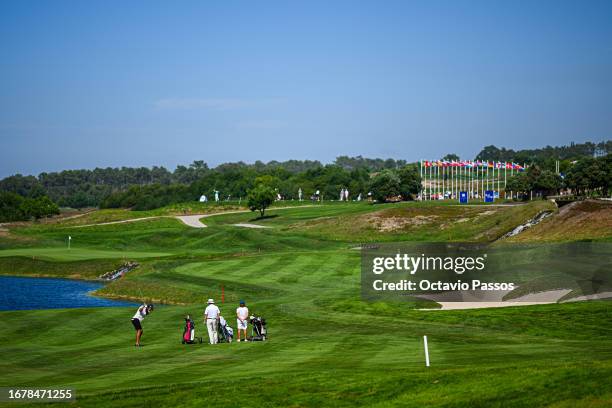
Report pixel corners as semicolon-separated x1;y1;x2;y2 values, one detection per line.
508;199;612;242
0;201;610;407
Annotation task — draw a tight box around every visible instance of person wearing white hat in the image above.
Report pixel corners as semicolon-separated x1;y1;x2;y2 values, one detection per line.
204;299;220;344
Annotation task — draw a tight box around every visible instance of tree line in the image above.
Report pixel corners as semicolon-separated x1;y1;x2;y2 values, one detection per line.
0;157;408;211
0;192;59;222
476;140;611;173
505;154;611;198
0;141;609;219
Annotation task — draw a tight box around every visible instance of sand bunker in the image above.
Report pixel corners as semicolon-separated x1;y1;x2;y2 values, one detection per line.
176;215;207;228
418;288;610;310
233;223;270;229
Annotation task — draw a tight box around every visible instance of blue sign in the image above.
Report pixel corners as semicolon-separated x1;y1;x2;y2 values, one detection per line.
459;191;468;204
485;190;495;203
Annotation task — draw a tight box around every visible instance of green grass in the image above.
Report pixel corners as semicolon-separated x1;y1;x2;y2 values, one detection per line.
0;302;610;407
0;200;610;407
0;247;171;261
0;257;123;280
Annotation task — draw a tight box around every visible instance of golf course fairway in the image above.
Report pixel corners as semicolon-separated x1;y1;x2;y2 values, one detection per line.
0;201;610;407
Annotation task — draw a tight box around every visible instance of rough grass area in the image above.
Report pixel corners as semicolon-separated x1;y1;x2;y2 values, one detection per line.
509;199;612;242
0;257;122;280
293;201;555;242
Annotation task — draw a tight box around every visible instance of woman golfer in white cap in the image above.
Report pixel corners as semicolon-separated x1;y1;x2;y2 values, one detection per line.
204;299;220;344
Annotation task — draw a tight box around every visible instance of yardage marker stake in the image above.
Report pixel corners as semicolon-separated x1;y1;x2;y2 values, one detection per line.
424;335;430;367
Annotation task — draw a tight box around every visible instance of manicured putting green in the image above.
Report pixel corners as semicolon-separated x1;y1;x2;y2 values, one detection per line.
0;247;171;261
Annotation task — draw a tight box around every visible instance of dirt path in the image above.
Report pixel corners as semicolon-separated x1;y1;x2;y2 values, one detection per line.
71;216;161;228
73;205;316;229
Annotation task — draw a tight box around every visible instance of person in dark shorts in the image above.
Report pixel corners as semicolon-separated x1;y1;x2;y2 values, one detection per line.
131;304;154;347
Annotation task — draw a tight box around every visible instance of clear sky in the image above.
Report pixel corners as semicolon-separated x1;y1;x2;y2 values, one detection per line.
1;0;611;177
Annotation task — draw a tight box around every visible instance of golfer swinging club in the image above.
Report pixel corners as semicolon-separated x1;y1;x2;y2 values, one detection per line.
236;300;249;342
131;303;154;347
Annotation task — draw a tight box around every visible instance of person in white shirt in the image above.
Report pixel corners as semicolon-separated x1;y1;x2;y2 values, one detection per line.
130;303;154;347
236;300;249;342
204;299;220;344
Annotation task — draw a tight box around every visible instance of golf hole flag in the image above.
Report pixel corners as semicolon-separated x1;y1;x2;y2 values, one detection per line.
459;191;468;204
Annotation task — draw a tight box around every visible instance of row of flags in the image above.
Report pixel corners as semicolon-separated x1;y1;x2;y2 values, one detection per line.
422;160;525;170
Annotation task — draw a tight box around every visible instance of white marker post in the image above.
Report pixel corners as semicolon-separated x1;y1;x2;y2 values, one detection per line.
68;236;71;250
423;335;430;367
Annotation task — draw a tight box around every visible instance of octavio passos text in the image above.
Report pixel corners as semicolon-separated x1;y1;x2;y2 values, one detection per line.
370;253;515;291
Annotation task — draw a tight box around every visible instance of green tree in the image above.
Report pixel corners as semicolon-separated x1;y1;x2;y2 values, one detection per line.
247;184;276;217
397;165;421;200
505;172;531;198
18;196;59;220
368;170;401;203
442;153;460;162
533;170;562;196
0;192;26;222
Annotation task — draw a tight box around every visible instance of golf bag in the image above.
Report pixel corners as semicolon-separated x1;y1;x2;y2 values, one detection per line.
218;318;234;343
249;315;267;341
182;316;203;344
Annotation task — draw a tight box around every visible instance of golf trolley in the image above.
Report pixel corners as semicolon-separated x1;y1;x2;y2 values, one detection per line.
181;315;203;344
249;315;267;341
218;318;234;343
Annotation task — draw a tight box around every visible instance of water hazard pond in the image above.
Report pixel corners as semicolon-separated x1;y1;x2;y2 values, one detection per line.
0;276;136;311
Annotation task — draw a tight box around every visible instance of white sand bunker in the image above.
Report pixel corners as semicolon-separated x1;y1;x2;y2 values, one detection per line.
417;288;612;310
176;215;207;228
233;223;270;229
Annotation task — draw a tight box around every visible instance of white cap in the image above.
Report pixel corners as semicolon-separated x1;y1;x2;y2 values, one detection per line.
207;298;214;304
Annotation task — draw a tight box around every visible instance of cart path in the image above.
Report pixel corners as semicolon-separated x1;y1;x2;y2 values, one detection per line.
72;205;315;229
70;216;161;228
176;215;207;228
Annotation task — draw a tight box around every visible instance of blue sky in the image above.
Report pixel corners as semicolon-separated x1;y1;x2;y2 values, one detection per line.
1;0;611;177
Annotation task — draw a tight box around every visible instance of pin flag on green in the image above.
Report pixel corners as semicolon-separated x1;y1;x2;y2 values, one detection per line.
68;236;72;249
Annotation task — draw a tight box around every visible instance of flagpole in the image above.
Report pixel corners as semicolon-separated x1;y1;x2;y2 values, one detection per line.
442;163;445;200
462;162;465;196
494;163;497;196
420;160;423;200
451;160;457;198
461;163;464;195
457;160;465;198
475;163;478;198
472;162;475;198
425;160;430;200
455;162;458;199
504;162;507;199
450;160;457;198
486;162;489;193
428;162;431;200
436;162;439;199
428;161;431;200
481;162;484;201
450;163;453;199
